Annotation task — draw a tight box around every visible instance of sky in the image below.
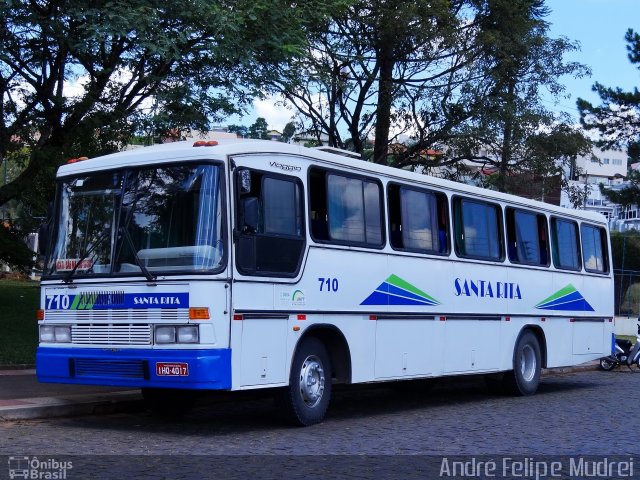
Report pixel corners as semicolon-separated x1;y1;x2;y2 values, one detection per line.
238;0;640;131
545;0;639;119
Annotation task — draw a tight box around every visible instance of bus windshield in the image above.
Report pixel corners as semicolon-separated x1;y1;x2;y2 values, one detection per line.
45;163;225;279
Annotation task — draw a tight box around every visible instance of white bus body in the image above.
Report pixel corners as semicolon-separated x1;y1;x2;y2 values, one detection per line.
37;140;614;425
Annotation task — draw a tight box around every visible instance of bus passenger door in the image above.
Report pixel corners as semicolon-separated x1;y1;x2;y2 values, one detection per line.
229;158;307;387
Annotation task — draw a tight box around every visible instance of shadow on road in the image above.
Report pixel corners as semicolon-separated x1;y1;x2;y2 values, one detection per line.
41;371;600;436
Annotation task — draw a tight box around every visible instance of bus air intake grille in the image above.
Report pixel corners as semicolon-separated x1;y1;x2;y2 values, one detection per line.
71;324;152;345
47;309;188;323
73;358;148;379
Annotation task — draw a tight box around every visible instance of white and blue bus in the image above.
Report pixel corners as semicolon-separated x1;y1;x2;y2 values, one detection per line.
37;140;614;425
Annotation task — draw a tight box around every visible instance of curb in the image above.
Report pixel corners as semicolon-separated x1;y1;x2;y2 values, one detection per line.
542;361;600;376
0;391;144;421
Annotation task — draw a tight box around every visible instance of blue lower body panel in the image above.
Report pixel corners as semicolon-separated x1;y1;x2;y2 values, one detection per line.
36;347;231;390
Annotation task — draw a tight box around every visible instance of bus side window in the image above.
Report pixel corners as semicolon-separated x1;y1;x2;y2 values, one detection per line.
387;183;449;255
309;167;384;248
505;208;549;267
551;217;581;271
581;224;609;274
453;197;503;261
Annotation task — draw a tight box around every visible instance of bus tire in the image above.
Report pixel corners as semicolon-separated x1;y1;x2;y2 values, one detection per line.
503;330;541;396
277;337;332;426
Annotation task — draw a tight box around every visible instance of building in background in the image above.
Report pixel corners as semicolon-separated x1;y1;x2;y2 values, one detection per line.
560;148;627;221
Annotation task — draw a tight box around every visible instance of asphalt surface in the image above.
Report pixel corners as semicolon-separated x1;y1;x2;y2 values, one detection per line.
1;362;632;480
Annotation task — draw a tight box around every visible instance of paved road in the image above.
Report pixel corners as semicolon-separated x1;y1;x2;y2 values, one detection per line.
0;370;636;478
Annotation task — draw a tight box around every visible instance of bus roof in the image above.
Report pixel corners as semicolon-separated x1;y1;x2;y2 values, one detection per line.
57;139;608;225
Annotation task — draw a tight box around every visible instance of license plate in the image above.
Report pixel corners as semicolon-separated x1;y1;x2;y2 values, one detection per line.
156;362;189;376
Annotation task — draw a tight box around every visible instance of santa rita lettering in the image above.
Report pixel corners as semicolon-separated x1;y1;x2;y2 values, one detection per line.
454;278;522;299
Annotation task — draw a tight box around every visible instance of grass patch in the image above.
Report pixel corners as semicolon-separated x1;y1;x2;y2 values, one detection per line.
0;279;39;365
617;335;636;343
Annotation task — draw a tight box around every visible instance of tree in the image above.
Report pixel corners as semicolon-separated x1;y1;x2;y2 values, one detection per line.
629;141;640;164
600;169;640;209
265;0;477;162
578;28;640;150
281;121;296;143
248;117;270;139
584;29;640;208
227;124;249;138
445;0;591;193
0;0;339;268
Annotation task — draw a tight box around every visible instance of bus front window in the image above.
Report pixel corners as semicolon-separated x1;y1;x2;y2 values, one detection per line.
45;163;225;278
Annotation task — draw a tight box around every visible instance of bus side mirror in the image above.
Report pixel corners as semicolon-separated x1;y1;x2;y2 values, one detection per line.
37;202;53;256
241;197;259;233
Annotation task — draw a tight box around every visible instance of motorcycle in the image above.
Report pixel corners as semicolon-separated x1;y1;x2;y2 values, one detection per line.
599;323;640;371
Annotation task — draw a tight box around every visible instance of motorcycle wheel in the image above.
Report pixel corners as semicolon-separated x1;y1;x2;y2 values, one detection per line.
599;357;616;371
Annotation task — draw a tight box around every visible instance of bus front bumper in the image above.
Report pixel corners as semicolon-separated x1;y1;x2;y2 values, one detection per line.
36;347;231;390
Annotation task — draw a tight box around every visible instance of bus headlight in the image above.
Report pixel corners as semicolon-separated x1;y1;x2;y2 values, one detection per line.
40;325;55;343
154;326;199;344
155;326;176;344
177;326;199;344
54;326;72;343
39;325;71;343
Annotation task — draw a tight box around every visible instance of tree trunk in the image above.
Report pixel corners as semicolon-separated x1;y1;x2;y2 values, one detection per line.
373;46;394;165
498;80;516;193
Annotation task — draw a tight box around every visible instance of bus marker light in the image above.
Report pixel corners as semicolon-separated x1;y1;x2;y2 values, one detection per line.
369;315;377;321
540;317;546;322
66;156;89;164
505;316;510;322
569;318;575;322
440;316;446;321
37;309;44;321
297;314;306;321
233;314;243;321
189;307;210;320
193;140;219;147
293;326;300;332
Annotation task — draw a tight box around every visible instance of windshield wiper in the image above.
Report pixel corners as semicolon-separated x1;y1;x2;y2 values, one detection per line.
62;228;112;283
118;225;156;283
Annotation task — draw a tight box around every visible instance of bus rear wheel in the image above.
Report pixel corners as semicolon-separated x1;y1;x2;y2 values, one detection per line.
503;330;541;396
277;337;332;426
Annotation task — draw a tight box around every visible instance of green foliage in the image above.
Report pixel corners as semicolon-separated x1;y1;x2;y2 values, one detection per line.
600;169;640;208
281;121;296;143
248;117;269;139
611;231;640;315
1;0;339;268
578;28;640;150
0;280;39;365
629;141;640;163
227;124;249;138
265;0;470;159
447;0;591;193
266;0;590;187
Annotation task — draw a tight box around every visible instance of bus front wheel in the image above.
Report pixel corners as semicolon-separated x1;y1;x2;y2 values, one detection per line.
277;337;332;426
503;331;541;396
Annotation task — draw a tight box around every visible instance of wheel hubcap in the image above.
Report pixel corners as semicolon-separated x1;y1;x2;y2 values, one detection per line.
299;355;325;408
520;344;536;382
